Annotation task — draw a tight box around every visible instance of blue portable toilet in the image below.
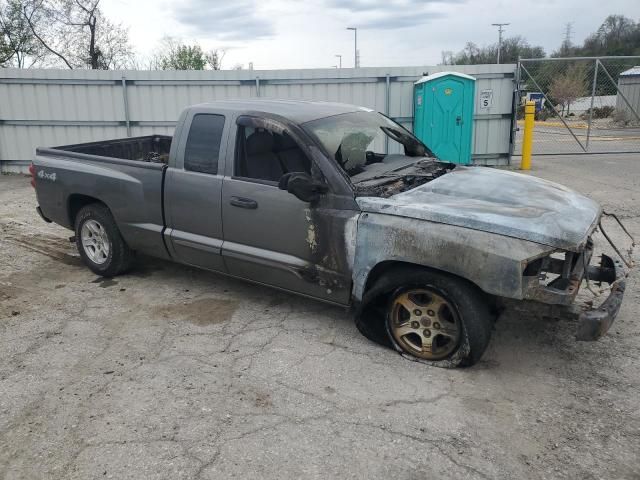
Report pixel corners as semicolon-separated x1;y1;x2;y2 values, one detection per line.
413;72;476;164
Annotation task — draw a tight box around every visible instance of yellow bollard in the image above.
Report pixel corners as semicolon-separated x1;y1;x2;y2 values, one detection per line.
520;100;535;170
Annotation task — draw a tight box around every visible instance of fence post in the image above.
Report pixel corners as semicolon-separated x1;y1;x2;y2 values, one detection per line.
255;76;260;97
121;75;131;137
385;73;390;153
512;59;522;158
585;59;599;151
521;100;535;170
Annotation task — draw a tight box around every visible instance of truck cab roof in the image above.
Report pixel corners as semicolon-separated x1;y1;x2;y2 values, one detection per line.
192;99;365;124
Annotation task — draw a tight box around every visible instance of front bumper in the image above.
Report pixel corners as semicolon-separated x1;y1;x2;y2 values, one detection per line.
575;254;626;341
522;239;627;341
522;239;595;306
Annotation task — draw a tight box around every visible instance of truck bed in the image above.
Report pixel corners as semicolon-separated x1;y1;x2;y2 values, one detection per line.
52;135;172;164
33;135;172;261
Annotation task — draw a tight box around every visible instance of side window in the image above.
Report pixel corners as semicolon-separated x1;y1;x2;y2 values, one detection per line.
235;125;311;183
184;114;225;174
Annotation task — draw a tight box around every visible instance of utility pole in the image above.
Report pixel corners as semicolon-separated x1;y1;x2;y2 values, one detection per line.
491;23;509;64
347;27;358;68
335;54;342;68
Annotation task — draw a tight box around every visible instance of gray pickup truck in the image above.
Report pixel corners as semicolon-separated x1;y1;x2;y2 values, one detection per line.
31;99;626;367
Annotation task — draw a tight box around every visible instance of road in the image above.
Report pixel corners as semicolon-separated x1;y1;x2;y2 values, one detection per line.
1;155;639;479
514;121;640;155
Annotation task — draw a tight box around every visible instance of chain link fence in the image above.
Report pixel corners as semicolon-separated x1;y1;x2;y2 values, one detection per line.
516;56;640;155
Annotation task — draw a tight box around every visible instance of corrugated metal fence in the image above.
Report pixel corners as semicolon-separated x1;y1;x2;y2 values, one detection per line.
0;64;516;173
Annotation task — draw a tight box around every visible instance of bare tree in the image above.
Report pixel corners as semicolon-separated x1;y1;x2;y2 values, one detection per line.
21;0;132;69
205;48;225;70
549;64;588;116
440;50;454;65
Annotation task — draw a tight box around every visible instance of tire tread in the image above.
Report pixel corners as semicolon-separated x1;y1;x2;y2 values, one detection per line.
74;203;133;277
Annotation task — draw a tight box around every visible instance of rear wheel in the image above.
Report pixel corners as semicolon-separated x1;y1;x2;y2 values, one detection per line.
74;203;133;277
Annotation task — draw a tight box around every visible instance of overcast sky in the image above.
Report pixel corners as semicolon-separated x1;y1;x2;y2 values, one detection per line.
101;0;640;69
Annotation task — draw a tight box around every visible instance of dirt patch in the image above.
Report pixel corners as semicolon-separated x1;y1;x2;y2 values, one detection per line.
154;297;238;326
254;392;273;408
0;283;25;319
1;230;80;267
0;283;20;302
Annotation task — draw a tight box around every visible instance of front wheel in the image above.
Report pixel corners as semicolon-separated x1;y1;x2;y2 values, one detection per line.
384;270;493;367
75;203;133;277
358;267;493;368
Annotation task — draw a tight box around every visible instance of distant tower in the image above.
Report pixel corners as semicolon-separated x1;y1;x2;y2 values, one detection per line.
561;22;574;54
563;22;574;46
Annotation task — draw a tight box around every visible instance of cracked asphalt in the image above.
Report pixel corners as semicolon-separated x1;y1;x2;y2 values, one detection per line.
1;154;639;479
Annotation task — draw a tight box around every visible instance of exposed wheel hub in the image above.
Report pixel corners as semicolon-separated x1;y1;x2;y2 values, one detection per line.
389;288;461;360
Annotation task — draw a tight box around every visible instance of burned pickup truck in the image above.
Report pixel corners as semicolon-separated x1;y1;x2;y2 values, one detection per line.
31;99;627;367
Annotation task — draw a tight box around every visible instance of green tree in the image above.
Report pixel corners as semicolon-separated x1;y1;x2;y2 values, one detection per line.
153;37;224;70
554;15;640;57
161;45;206;70
0;0;43;67
582;15;640;56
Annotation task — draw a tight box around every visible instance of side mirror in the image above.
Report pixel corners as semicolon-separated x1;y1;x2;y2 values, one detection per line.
278;172;328;203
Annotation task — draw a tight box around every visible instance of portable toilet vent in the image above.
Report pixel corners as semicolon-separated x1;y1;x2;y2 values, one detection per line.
413;72;476;164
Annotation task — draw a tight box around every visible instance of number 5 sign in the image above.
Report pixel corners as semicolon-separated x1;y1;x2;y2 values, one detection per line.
479;89;493;109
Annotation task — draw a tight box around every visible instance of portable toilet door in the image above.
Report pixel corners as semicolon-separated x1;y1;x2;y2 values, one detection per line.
413;72;475;164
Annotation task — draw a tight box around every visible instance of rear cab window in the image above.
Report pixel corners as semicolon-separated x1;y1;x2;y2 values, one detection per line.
184;114;226;174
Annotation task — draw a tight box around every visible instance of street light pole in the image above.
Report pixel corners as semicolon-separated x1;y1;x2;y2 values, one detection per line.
491;23;509;64
335;54;342;68
347;27;358;68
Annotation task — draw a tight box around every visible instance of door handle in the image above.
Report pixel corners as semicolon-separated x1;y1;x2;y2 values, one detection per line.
230;196;258;209
456;116;462;125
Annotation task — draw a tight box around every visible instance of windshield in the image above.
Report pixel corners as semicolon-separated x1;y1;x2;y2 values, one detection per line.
302;111;432;177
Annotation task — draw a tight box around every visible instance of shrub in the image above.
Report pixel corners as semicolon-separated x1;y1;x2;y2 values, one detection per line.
592;106;615;119
535;109;553;121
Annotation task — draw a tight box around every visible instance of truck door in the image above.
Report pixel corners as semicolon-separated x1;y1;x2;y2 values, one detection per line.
164;110;228;272
220;116;354;305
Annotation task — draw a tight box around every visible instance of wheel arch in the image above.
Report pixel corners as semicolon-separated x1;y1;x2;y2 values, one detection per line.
68;194;108;228
362;260;484;300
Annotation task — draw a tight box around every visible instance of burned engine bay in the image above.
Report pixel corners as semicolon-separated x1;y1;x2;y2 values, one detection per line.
352;157;456;198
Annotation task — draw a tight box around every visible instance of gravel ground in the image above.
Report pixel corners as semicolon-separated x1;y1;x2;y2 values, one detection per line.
1;155;639;479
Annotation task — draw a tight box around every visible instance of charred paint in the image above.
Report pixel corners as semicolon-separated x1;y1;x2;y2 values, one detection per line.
300;204;359;296
357;167;602;252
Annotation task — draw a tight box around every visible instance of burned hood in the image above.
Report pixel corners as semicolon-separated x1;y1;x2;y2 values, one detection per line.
356;166;601;251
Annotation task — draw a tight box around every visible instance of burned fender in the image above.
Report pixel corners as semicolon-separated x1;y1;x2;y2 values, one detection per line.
352;212;554;303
